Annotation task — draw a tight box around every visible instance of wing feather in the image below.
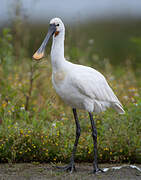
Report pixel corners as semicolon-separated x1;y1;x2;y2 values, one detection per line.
70;65;123;109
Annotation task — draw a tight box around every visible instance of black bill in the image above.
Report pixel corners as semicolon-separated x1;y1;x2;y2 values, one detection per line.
33;24;56;60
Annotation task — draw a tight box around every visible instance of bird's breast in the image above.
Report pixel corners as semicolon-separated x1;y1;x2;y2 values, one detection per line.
53;70;66;85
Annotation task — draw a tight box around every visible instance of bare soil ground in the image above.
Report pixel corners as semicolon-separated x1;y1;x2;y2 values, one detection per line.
0;163;140;180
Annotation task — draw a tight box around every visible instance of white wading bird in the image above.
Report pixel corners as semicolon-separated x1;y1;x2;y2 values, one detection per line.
33;17;125;173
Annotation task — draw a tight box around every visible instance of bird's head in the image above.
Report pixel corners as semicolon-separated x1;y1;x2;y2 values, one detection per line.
50;17;65;37
33;17;64;61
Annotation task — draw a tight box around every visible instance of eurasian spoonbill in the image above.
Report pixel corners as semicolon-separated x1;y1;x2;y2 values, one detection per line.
33;17;125;173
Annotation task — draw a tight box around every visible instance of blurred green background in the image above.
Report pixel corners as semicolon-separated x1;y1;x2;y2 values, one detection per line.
0;0;140;163
1;0;141;70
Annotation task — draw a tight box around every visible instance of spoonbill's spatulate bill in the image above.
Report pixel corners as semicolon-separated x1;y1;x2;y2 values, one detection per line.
33;17;125;173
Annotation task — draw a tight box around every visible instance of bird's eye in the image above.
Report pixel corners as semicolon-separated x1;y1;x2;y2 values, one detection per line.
56;24;59;26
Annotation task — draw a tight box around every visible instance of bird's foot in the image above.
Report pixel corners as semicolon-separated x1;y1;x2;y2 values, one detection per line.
55;162;76;173
93;168;104;174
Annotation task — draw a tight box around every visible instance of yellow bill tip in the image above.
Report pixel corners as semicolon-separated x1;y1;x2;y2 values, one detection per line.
33;51;44;60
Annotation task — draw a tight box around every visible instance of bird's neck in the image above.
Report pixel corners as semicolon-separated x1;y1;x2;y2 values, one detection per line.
51;33;65;72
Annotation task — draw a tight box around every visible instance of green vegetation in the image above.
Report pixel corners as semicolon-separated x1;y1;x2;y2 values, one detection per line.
0;24;141;164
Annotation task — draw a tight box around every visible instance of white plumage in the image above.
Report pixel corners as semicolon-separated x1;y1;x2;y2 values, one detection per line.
52;61;124;114
48;18;124;114
33;17;125;173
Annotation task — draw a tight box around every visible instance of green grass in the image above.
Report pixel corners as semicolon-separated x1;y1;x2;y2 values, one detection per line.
0;28;141;163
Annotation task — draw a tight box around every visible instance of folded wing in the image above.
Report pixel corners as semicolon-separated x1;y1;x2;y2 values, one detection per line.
70;66;124;114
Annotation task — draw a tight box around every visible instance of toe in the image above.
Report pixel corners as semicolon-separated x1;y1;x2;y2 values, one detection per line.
93;168;104;174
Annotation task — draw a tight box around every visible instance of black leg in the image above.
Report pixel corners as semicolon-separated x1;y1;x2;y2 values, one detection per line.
70;108;81;167
56;108;81;173
89;112;103;173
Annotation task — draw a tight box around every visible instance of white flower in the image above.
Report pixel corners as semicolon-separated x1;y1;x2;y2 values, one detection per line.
88;39;94;45
123;96;128;100
52;123;56;127
20;107;25;110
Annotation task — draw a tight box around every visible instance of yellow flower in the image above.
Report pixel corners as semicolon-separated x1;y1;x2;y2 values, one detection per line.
19;151;22;154
2;144;4;147
57;131;59;136
104;147;109;151
110;152;112;155
20;130;23;134
120;149;123;153
2;103;7;108
11;107;14;112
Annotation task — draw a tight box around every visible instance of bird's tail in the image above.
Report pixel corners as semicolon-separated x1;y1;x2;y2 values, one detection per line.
113;103;125;114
